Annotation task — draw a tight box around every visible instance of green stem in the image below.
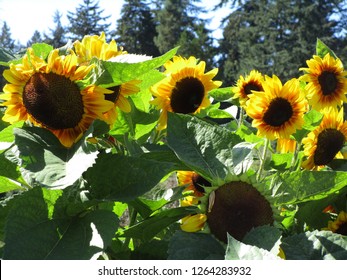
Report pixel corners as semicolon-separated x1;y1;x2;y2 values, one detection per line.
291;141;301;172
238;107;244;128
151;128;165;144
122;207;138;250
257;138;270;181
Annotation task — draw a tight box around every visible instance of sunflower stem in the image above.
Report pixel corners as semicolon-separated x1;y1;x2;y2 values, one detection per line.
122;206;138;250
238;107;244;128
257;138;270;181
151;128;165;144
291;142;301;171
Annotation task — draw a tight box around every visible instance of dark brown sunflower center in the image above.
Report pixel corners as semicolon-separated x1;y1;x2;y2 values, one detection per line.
244;82;262;95
170;77;205;114
314;128;345;165
263;97;293;127
192;173;211;194
105;85;121;103
318;71;338;96
207;181;274;243
335;223;347;236
23;72;84;129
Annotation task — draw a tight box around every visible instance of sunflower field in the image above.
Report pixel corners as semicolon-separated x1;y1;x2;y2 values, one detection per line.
0;34;347;260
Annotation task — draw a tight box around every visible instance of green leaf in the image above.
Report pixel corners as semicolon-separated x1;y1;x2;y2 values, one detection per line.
0;121;24;153
129;197;169;219
209;87;233;102
242;225;282;255
9;125;98;188
231;142;256;175
122;207;196;242
0;153;25;193
167;113;242;183
295;187;347;230
328;159;347;171
85;152;178;202
31;43;53;60
110;105;159;144
269;153;294;171
3;187;119;259
269;170;347;206
316;38;338;59
168;231;225;260
0;176;23;193
293;109;323;142
131;239;169;260
140;143;190;171
282;230;347;260
96;47;178;87
0;47;16;65
225;234;281;260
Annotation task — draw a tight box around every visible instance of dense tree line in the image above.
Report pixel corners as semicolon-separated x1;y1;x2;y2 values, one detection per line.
0;0;347;85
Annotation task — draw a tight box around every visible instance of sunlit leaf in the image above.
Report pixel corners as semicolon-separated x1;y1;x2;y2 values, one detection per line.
95;47;178;87
225;234;281;260
282;230;347;260
167;113;241;183
2;187;119;260
31;43;53;60
269;170;347;206
316;38;338;59
7;125;98;189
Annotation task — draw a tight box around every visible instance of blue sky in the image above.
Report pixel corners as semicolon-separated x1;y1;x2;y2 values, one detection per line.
0;0;230;45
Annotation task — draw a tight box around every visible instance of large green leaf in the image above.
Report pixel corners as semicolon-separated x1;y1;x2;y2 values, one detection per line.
167;113;242;183
269;170;347;206
225;234;281;260
121;207;196;242
7;126;98;189
168;231;225;260
84;152;179;202
282;230;347;260
95;47;178;87
2;187;119;260
242;225;282;255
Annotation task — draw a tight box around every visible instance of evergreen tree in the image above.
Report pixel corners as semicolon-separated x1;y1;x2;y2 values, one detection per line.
44;10;67;48
155;0;215;67
0;22;15;50
218;0;345;85
27;30;43;46
66;0;111;41
116;0;160;56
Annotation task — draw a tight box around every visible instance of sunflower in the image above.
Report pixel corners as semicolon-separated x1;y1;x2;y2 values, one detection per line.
150;56;222;130
324;211;347;236
180;214;207;233
73;32;126;63
302;108;347;170
232;70;264;108
299;53;347;111
177;170;212;197
276;138;297;153
246;75;308;140
74;33;141;124
0;48;113;147
180;173;277;243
